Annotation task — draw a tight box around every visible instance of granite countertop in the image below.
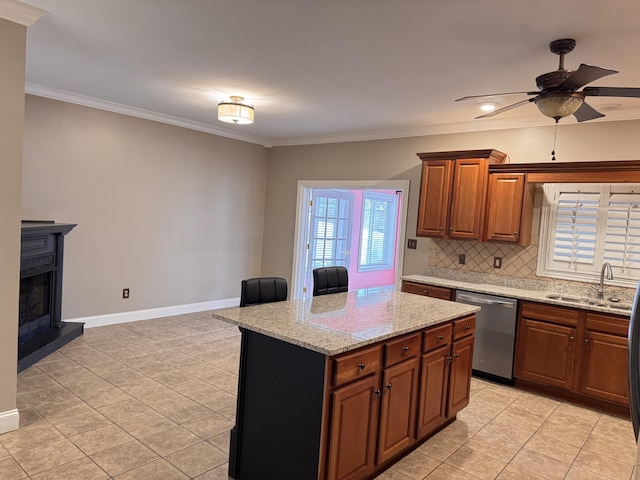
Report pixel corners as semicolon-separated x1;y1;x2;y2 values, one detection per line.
211;289;479;356
402;270;633;317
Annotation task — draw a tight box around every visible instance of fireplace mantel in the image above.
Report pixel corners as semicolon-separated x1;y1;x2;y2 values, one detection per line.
18;220;82;372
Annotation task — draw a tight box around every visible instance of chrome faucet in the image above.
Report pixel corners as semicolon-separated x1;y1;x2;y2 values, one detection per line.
598;262;613;300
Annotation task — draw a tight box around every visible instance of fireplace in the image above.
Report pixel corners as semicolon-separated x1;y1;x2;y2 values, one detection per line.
18;221;83;372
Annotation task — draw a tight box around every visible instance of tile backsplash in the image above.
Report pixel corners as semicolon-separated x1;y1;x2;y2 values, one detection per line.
428;237;540;279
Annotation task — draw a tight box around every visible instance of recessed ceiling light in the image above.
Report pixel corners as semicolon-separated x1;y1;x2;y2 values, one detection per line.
479;102;498;112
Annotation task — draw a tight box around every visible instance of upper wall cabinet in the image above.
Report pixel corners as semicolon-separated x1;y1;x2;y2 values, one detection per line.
416;150;506;241
483;173;535;246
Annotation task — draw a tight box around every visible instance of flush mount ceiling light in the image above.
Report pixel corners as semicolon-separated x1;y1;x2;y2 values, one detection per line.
479;102;498;112
217;96;254;125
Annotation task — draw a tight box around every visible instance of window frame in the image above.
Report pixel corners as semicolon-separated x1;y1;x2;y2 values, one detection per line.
537;183;640;288
357;191;399;273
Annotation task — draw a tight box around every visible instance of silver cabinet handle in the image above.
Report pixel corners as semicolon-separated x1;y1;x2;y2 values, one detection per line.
569;336;575;341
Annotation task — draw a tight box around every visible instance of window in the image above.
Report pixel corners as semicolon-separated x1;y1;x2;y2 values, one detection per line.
358;192;398;272
538;183;640;286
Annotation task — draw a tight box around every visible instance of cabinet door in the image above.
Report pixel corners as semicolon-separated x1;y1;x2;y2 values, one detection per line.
416;160;452;237
417;345;449;438
326;373;381;480
447;335;474;417
401;281;453;300
377;358;419;463
484;173;525;243
578;331;629;406
449;159;487;240
514;318;577;389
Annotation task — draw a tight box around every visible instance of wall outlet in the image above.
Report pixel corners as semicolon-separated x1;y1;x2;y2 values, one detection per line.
122;288;130;299
458;254;466;265
407;239;417;249
493;257;502;269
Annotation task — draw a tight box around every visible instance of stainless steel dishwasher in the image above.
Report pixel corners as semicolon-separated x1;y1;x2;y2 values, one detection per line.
455;290;518;384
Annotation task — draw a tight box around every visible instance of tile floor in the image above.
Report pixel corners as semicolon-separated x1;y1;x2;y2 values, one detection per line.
0;312;637;479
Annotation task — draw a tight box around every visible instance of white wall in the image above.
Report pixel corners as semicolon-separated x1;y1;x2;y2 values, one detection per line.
22;95;269;319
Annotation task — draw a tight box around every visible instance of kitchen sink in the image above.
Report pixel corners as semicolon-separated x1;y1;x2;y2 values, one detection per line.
545;294;632;312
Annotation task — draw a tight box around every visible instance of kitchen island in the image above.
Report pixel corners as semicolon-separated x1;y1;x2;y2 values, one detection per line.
212;288;479;480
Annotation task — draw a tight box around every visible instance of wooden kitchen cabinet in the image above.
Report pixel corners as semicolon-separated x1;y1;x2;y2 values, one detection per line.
514;301;630;413
483;173;534;246
448;317;475;416
417;345;449;438
416;149;506;240
401;280;454;301
327;373;381;480
577;312;630;406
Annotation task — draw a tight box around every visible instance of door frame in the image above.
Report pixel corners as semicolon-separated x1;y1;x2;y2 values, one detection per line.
292;180;410;299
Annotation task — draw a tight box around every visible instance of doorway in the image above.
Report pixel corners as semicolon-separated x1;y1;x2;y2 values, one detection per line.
292;180;409;299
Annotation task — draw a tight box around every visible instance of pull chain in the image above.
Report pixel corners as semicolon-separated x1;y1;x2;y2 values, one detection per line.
551;119;559;161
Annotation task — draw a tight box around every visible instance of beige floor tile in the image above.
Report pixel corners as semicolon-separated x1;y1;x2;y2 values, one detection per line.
478;421;534;447
76;385;132;408
191;388;236;411
572;449;634;480
424;463;482;479
374;468;414;479
391;450;440;479
165;441;227;477
522;433;580;464
96;398;155;423
464;431;521;463
437;418;478;444
0;422;64;454
172;380;225;400
139;425;201;456
181;411;234;439
415;433;461;461
0;456;29;479
29;456;109;480
114;458;189;480
69;424;133;455
582;433;638;465
207;430;231;454
17;408;46;429
0;444;8;458
37;400;96;426
117;410;176;438
496;464;544;479
55;409;112;437
509;448;571;480
445;445;507;480
12;437;85;476
536;420;590;448
155;399;213;424
590;414;636;447
564;466;615;480
90;439;158;477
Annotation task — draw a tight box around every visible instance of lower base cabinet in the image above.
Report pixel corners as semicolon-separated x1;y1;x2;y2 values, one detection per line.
326;316;475;480
514;301;629;413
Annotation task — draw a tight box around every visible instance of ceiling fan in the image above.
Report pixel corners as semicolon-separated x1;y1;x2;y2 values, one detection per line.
456;38;640;123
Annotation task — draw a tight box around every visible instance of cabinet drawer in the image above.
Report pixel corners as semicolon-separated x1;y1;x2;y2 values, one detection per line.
521;301;579;327
423;323;451;352
452;315;476;340
401;281;453;300
332;345;382;388
585;312;629;337
385;333;421;367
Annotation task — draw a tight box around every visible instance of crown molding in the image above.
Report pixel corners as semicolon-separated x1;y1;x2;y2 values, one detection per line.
25;83;271;147
0;0;46;26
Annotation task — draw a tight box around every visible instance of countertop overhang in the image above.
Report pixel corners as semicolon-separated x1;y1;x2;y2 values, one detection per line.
211;289;479;356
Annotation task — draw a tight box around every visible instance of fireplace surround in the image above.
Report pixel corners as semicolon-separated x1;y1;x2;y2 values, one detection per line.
18;221;83;372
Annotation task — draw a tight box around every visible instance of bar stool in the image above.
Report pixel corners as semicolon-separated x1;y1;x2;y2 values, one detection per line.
312;266;349;296
240;277;288;307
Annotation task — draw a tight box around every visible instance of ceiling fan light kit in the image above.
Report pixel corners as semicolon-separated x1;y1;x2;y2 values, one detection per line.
217;95;255;125
534;92;584;120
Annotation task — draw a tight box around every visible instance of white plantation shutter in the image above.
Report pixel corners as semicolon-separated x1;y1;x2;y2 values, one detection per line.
604;187;640;277
359;192;398;271
539;183;640;286
552;189;600;265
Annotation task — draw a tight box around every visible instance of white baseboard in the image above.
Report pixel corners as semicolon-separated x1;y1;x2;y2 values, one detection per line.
0;409;19;434
69;297;240;328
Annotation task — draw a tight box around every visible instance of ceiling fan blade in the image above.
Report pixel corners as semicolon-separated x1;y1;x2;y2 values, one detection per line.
455;91;538;102
583;86;640;98
475;98;535;119
559;64;618;91
573;102;605;122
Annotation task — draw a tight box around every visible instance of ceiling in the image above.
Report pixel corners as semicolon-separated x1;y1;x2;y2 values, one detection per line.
18;0;640;147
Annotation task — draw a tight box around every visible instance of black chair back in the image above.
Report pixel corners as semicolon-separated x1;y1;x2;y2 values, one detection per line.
312;266;349;296
240;277;288;307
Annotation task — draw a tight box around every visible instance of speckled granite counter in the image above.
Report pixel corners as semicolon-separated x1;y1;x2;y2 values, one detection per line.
402;269;633;316
212;289;479;356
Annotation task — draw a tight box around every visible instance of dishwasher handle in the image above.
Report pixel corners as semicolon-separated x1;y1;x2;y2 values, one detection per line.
456;293;515;308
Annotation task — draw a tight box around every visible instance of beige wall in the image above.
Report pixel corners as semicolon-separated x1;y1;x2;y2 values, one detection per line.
0;18;26;418
263;121;640;285
22;96;269;318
